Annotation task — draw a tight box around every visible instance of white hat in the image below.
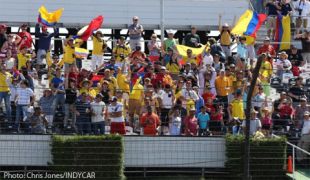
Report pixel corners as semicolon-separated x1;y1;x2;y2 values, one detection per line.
166;29;177;34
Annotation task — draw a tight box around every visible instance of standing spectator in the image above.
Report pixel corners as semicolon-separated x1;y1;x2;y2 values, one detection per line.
28;107;48;134
51;68;65;113
209;38;225;62
90;94;106;135
288;76;307;106
35;23;58;84
14;80;35;133
288;45;304;67
64;77;78;129
261;107;272;135
253;86;267;116
38;89;54;129
163;29;178;53
75;92;91;135
91;31;107;71
128;16;144;51
169;107;182;135
0;24;7;50
63;38;76;72
242;109;262;135
128;78;144;128
112;36;131;66
265;0;280;40
1;34;21;60
184;107;198;136
212;54;225;73
17;24;33;49
107;96;126;135
297;111;310;162
274;51;292;79
236;36;248;61
140;105;160;136
0;63;12;122
158;84;175;134
183;26;201;48
278;98;295;128
228;90;245;121
218;14;235;57
278;0;293;16
294;98;310;128
147;33;161;62
295;30;310;66
257;37;276;58
293;0;310;34
197;106;210;136
215;70;230;109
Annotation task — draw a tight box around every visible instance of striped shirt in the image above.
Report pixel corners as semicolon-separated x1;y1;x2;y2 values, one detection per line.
16;88;33;105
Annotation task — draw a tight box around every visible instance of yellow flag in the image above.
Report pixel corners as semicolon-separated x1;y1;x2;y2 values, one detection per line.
38;6;64;26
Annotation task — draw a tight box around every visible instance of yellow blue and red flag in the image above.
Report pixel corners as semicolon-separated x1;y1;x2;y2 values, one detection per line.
74;47;89;58
274;15;291;50
37;6;64;27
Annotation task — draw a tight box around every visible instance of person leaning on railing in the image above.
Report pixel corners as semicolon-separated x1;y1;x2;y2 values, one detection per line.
297;111;310;162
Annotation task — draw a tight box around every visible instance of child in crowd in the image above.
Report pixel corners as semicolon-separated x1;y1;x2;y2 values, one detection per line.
197;106;210;136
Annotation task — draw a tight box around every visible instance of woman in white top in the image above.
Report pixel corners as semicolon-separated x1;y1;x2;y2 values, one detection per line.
169;108;182;135
90;94;106;135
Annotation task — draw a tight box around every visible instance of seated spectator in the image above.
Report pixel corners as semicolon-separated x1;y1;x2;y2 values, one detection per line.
75;92;91;135
90;94;106;135
184;107;198;136
28;107;48;134
140;105;160;136
183;26;200;48
242;109;262;136
197;106;210;136
163;29;178;53
107;96;125;135
297;111;310;162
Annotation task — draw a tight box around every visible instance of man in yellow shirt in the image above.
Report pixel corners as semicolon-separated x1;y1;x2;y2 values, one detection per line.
228;90;245;120
112;36;131;67
63;38;76;72
0;64;12;121
17;46;34;70
100;69;118;95
215;70;230;108
183;49;197;65
128;77;144;128
91;31;107;71
219;14;236;57
116;66;130;100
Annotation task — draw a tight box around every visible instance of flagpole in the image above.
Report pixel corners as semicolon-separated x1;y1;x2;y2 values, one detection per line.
160;0;165;43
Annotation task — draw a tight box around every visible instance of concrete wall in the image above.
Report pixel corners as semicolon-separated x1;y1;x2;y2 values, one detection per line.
0;135;226;168
0;0;248;30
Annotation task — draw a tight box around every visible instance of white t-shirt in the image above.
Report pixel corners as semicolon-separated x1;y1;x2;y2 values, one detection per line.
181;89;199;101
274;59;292;70
16;88;34;105
301;120;310;135
91;101;106;123
108;102;124;122
158;90;173;109
293;0;310;17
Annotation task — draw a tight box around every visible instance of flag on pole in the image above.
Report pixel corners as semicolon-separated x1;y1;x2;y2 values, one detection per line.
38;6;64;27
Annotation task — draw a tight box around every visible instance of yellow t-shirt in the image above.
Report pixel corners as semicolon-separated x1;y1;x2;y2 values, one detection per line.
220;31;231;46
183;56;197;65
17;53;30;70
0;72;11;92
113;44;131;62
230;98;245;119
92;36;104;56
117;73;130;93
79;88;97;99
129;79;144;100
260;61;272;80
215;76;230;96
166;63;180;74
64;45;75;64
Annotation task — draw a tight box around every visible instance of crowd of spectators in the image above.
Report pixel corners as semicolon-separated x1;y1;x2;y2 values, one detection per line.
0;5;309;149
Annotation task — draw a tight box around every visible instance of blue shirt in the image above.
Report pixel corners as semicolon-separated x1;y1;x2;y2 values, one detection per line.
195;96;205;117
237;43;248;59
51;77;64;90
197;112;210;129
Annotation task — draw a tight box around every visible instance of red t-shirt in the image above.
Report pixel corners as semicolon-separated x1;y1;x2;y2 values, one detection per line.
184;116;198;136
140;113;160;135
211;112;223;122
279;105;294;118
202;92;215;104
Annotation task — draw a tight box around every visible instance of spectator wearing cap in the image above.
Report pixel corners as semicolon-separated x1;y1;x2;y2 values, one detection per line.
288;76;307;106
288;45;304;67
14;79;35;133
274;51;292;79
112;36;131;66
107;96;125;135
129;45;146;63
294;98;310;128
295;30;310;66
128;16;144;51
64;76;78;129
140;105;160;136
35;23;59;78
38;89;55;129
99;68;118;95
0;64;12;123
218;14;236;57
79;79;96;100
163;29;178;53
261;107;272;135
17;24;33;49
75;92;92;135
0;24;7;50
184;107;198;136
98;80;112;104
91;31;107;71
147;33;161;60
28;107;48;134
242;108;262;135
236;36;248;61
90;94;106;135
183;26;201;48
257;37;276;58
297;111;310;162
273;91;288;112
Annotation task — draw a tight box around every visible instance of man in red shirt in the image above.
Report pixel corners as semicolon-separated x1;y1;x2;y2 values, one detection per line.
17;24;33;49
257;37;276;57
140;105;160;136
184;107;198;136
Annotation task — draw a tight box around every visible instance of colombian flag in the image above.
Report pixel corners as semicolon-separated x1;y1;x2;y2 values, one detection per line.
232;10;267;40
75;16;104;41
75;47;89;58
38;6;64;27
275;15;291;50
